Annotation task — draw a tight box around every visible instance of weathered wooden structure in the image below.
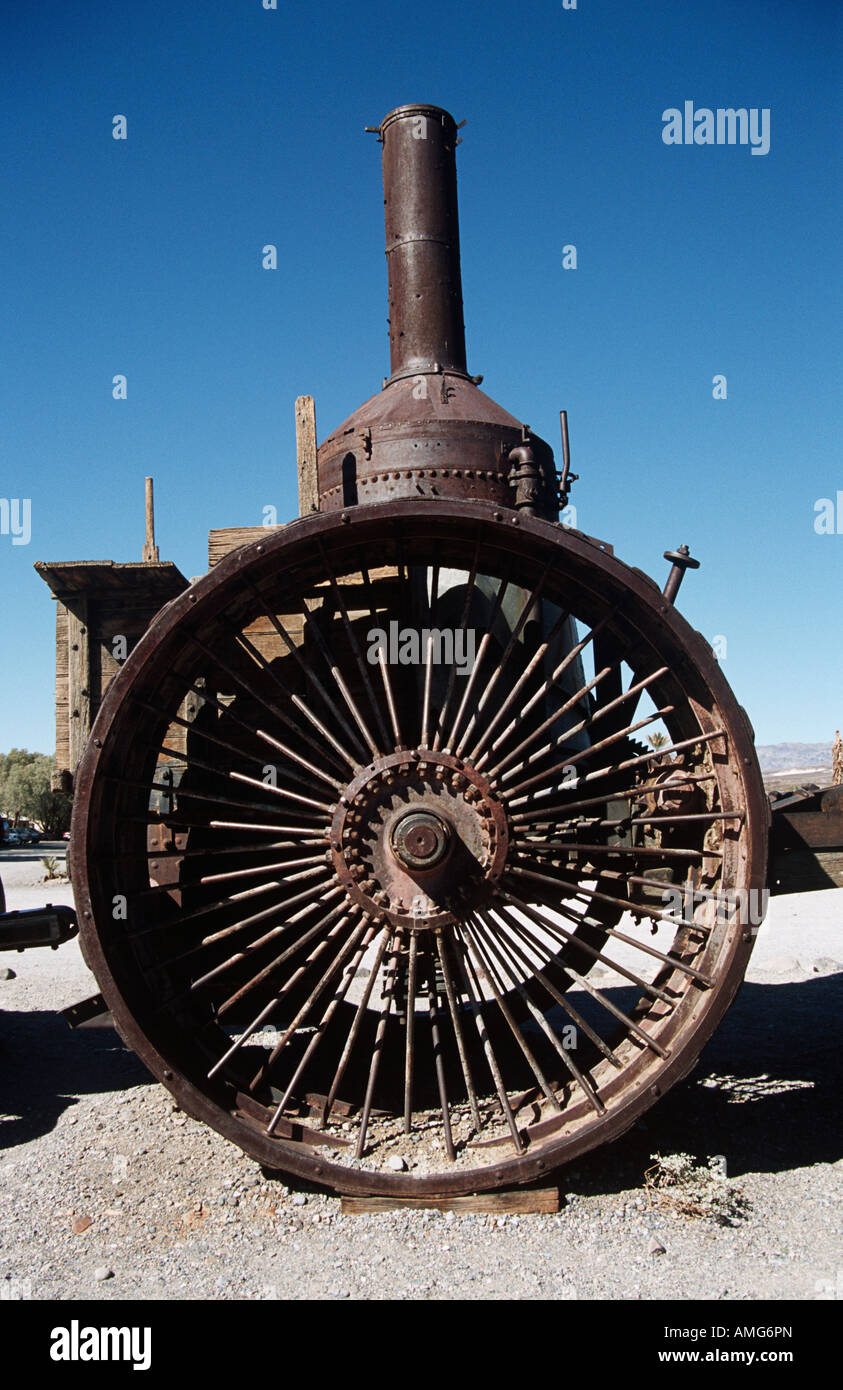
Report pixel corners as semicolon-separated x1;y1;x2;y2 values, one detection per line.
769;785;843;892
36;559;188;791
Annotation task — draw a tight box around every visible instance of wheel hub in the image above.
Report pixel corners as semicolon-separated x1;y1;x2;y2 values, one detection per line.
391;810;451;869
330;749;510;931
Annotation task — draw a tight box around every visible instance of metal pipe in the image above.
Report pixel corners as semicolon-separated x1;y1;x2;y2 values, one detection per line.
379;104;468;381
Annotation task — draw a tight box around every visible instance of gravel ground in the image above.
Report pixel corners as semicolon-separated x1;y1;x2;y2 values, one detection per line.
1;848;841;1302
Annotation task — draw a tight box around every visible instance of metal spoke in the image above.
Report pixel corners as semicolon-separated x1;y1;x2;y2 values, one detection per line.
254;727;344;791
435;930;482;1133
188;629;355;772
213;898;350;1015
322;927;394;1126
444;569;513;752
468;909;605;1113
514;839;706;862
180;667;347;783
479;904;624;1067
507;863;713;985
138;875;339;950
355;931;405;1157
464;603;571;762
510;772;718;824
424;949;456;1159
451;923;524;1152
419;563;441;748
133;697;343;793
477;662;614;774
263;914;376;1128
498;887;676;1005
132;846;329;902
133;836;326;865
242;576;370;764
229;769;333;814
207;908;354;1078
465;607;614;764
316;538;392;751
452;561;552;755
197;853;329;886
420;632;435;749
461;916;562;1113
376;647;404;749
564;729;728;791
499;894;671;1055
188;897;350;996
296;575;378;755
430;543;481;750
489;665;670;781
271;921;381;1118
109;773;327;826
403;934;418;1132
208;818;330;836
501;705;677;801
223;613;369;771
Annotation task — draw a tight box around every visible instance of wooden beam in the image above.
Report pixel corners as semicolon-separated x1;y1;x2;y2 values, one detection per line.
340;1187;560;1216
295;395;319;517
54;602;70;779
142;477;160;562
67;598;91;772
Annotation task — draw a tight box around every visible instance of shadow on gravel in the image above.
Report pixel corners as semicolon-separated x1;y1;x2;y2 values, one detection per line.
0;1010;151;1150
1;975;841;1190
561;972;843;1197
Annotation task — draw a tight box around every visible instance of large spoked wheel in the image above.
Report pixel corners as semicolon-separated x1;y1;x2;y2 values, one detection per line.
71;501;767;1196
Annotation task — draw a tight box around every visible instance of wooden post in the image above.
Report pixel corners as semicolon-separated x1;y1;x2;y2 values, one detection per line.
67;599;91;772
295;396;319;517
340;1188;560;1216
143;476;159;562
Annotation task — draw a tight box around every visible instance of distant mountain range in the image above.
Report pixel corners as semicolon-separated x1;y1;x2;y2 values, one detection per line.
755;742;834;773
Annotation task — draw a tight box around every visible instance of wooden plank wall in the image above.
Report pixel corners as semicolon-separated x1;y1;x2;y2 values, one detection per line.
53;591;187;783
208;526;283;568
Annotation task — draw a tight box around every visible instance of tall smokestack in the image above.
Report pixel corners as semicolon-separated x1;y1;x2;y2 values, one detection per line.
380;104;468;381
316;104;558;519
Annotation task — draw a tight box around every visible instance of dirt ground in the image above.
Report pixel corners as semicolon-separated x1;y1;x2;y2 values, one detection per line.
1;846;841;1302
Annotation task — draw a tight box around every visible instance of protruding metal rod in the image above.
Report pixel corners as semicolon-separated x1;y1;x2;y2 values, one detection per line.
143;477;159;562
558;412;578;507
379;104;468;381
663;544;700;605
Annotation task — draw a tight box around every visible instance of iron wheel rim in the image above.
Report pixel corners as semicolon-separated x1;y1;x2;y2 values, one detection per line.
71;501;768;1196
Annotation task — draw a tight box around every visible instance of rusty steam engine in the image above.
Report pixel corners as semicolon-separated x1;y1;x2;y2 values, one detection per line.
34;105;800;1197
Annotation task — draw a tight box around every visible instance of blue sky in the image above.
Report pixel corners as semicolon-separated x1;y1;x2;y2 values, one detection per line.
1;0;840;750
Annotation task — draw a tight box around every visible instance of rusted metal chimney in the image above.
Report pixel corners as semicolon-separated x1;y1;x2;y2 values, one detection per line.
381;105;467;382
316;104;558;519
